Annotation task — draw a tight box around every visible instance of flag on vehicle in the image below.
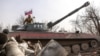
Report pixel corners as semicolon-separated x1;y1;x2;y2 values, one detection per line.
25;10;32;15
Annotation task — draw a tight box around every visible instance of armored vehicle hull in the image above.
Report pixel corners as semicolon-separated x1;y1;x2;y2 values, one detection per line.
7;31;100;54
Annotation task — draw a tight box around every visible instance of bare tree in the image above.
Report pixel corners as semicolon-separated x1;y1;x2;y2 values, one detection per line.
5;24;11;32
16;15;24;25
71;15;83;33
72;5;100;35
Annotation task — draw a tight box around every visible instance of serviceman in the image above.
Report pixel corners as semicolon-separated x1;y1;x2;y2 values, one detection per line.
23;15;33;24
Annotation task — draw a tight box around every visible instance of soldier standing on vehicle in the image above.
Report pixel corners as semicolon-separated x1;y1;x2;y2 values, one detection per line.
23;15;33;24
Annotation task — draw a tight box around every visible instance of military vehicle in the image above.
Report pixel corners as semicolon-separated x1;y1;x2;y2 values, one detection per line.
3;1;100;54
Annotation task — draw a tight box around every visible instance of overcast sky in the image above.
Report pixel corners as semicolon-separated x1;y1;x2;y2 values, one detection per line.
0;0;100;31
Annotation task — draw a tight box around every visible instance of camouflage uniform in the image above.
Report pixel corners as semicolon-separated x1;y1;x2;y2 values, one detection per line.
24;15;33;24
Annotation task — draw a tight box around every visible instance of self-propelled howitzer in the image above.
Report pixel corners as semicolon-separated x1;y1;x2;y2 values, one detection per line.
2;1;100;54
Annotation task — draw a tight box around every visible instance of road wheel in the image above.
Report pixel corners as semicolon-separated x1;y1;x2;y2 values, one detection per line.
72;44;80;54
64;46;71;54
81;43;89;51
90;40;98;48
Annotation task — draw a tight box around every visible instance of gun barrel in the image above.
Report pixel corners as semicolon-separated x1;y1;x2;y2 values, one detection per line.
47;1;90;28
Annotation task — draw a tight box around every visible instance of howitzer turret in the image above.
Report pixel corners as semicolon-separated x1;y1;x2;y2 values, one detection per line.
47;1;90;28
11;1;90;32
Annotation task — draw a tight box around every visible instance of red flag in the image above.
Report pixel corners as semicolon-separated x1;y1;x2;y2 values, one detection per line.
25;10;32;15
